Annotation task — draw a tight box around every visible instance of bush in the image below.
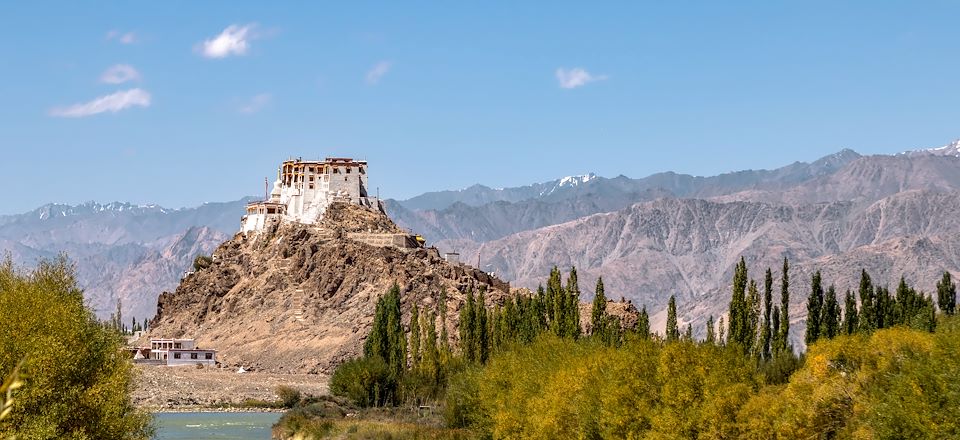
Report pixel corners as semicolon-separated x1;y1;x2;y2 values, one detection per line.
0;256;153;438
193;255;213;271
276;385;303;408
330;356;397;407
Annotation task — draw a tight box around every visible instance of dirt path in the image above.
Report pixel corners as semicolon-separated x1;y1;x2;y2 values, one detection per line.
133;365;329;410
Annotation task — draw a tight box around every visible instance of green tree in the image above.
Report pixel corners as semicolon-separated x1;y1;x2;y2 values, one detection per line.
820;285;841;339
776;257;791;353
666;295;680;342
476;288;489;363
438;290;451;363
805;271;824;345
0;257;152;438
728;257;749;351
364;284;406;381
760;268;773;359
591;277;609;341
409;304;421;368
564;268;582;340
459;289;477;362
706;315;716;344
772;306;781;347
937;271;956;315
637;306;650;339
746;279;761;356
842;289;858;335
858;270;876;333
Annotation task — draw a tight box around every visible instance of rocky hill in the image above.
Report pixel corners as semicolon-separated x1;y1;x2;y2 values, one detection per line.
147;203;521;374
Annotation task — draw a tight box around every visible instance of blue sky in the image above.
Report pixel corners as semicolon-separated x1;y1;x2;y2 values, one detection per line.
2;2;959;214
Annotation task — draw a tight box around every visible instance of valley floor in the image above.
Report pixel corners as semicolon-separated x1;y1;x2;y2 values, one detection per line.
133;365;329;410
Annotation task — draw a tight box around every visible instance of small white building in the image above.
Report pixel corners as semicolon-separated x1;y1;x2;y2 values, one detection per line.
146;338;217;366
241;157;382;234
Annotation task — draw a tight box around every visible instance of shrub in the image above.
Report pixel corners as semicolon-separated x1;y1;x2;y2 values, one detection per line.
193;255;213;271
276;385;303;408
330;356;396;407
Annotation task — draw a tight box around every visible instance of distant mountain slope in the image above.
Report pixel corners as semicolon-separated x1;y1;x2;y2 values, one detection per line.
444;190;960;346
0;199;250;321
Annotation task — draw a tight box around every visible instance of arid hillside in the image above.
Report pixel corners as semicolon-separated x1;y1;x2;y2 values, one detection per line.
147;203;518;374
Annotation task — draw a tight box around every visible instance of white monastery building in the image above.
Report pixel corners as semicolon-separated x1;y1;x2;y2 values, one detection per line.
241;157;382;234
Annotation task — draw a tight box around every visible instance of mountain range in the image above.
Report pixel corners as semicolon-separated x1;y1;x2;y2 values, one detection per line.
4;140;960;346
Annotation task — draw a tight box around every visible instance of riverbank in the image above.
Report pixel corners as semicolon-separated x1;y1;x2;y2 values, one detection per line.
133;365;329;410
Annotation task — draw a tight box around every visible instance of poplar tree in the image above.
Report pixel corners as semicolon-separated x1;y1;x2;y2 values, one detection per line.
438;291;451;363
858;270;876;333
718;316;726;345
705;315;716;344
590;277;608;340
547;268;563;335
421;311;439;379
565;268;582;340
771;306;781;347
746;279;761;356
728;257;748;351
842;289;858;335
476;288;489;363
409;304;421;368
637;306;650;339
761;268;773;359
683;324;693;341
666;295;680;342
776;257;790;353
459;289;476;362
805;271;824;345
937;271;957;315
821;285;840;340
364;284;406;381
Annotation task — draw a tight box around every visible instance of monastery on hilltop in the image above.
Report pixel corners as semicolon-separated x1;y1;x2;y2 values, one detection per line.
241;157;383;233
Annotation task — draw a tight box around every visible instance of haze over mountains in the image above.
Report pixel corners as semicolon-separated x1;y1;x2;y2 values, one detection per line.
4;140;960;346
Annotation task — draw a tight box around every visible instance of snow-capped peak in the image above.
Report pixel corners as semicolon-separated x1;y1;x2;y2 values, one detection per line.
557;173;597;188
540;173;597;196
899;139;960;157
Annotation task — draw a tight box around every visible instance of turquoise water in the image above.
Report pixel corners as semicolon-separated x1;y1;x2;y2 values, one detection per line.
154;412;282;440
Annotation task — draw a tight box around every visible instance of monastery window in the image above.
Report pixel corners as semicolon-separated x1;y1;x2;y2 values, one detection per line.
333;168;340;174
191;353;198;360
309;176;314;182
173;353;181;359
309;183;315;190
308;167;314;173
346;168;351;174
205;353;213;360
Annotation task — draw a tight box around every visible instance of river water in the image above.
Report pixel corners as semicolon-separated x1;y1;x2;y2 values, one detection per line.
154;412;282;440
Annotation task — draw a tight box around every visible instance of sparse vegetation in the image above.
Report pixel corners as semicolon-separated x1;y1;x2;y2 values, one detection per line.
193;254;213;271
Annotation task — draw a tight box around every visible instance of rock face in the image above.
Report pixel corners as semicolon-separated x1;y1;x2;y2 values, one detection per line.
446;190;960;346
148;204;518;374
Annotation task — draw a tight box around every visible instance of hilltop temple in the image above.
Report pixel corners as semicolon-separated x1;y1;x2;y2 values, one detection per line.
241;157;383;234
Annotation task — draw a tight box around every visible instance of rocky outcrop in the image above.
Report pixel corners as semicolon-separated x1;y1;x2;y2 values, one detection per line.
148;216;518;374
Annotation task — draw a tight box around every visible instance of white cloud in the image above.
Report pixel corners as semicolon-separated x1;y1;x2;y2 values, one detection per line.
100;64;141;84
49;88;151;118
199;24;257;58
555;67;608;89
238;93;272;114
106;30;137;44
365;61;392;85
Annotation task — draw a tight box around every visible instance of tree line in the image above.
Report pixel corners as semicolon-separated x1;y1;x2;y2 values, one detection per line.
332;258;960;409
